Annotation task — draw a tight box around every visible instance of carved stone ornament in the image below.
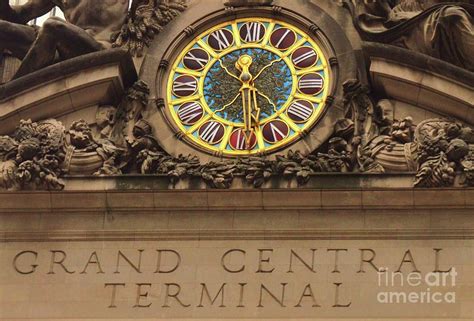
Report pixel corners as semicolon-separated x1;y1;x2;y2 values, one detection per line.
0;2;473;191
343;79;474;188
112;0;188;57
0;119;66;190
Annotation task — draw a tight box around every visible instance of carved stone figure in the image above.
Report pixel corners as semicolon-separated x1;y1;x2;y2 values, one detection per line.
96;105;117;141
106;80;151;149
0;0;187;79
343;0;474;71
64;119;126;176
0;0;128;79
128;119;160;154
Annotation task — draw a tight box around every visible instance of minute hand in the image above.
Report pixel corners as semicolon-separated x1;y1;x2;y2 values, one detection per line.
253;57;283;81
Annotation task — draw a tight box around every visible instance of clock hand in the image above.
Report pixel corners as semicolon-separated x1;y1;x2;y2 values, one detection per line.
241;87;256;149
235;55;258;148
253;57;283;81
250;88;261;143
215;92;241;113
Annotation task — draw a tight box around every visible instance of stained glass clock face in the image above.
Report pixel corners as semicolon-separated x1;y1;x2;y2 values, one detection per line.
166;18;331;156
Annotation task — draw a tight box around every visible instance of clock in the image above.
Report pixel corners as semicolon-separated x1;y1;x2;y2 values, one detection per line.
165;17;331;157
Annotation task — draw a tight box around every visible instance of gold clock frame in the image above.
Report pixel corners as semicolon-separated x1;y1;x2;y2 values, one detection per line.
147;4;353;161
165;17;331;157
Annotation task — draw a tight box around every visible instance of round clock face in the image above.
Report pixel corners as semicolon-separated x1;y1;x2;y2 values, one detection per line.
166;17;331;156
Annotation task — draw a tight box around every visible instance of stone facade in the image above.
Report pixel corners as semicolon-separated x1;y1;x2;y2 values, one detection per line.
0;0;473;320
1;189;474;320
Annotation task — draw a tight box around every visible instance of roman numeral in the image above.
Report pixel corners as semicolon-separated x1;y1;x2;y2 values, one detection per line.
173;81;197;93
288;101;313;121
184;51;208;68
299;79;323;89
210;30;232;50
274;29;291;48
178;102;202;124
293;50;317;65
242;22;263;42
200;122;222;143
269;123;286;142
235;130;245;150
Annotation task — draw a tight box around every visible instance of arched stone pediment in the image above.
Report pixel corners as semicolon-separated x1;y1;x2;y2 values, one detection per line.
0;50;137;134
364;42;474;126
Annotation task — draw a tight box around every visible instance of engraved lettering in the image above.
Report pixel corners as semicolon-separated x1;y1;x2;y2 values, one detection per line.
295;284;320;307
115;250;144;274
80;251;104;274
48;250;75;274
155;249;181;273
333;282;351;307
357;249;379;273
221;249;246;273
197;283;226;307
288;249;317;273
162;283;191;308
134;283;152;308
237;283;247;308
257;249;274;273
433;248;453;273
13;250;38;275
396;250;420;273
258;283;287;307
327;249;348;273
105;283;126;308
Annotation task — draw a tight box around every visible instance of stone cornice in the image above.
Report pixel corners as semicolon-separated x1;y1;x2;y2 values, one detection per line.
363;42;474;126
3;228;474;242
1;187;472;241
0;50;137;135
0;49;137;102
0;188;472;212
363;42;474;87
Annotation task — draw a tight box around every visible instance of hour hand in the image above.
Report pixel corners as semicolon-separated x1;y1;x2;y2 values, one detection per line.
241;88;254;147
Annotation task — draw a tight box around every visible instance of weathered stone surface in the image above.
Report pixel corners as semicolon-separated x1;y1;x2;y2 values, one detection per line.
0;187;473;320
0;239;472;319
364;43;474;125
344;2;474;71
0;50;137;135
0;2;473;320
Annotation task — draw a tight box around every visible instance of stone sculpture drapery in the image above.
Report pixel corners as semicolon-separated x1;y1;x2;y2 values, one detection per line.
341;0;474;71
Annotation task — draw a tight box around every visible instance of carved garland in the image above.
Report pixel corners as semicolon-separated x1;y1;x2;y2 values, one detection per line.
112;0;188;57
1;79;473;191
